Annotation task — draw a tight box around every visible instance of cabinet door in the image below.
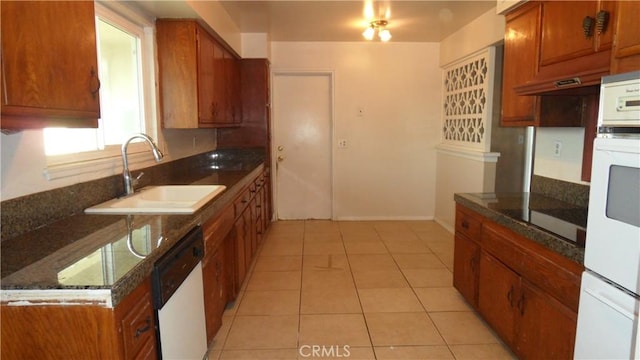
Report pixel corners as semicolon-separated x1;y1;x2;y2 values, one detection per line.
203;249;225;344
255;185;265;247
1;1;100;129
501;2;541;126
539;1;612;66
197;28;216;126
243;203;255;269
478;251;519;347
610;1;640;74
234;212;248;289
212;41;227;124
116;278;158;360
225;52;242;124
516;280;577;359
453;234;480;308
156;20;198;128
217;59;271;148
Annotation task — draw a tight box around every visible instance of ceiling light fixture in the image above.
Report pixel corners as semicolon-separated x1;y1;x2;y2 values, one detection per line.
363;19;391;42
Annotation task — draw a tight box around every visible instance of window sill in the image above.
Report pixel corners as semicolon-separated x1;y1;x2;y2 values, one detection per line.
43;151;160;181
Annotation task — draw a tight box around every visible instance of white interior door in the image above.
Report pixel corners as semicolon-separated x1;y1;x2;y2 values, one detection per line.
273;72;332;220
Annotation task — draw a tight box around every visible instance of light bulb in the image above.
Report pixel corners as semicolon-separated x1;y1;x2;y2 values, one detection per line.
378;29;391;42
363;26;375;40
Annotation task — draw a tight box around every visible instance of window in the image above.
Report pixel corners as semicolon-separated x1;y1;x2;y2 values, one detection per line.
44;2;157;177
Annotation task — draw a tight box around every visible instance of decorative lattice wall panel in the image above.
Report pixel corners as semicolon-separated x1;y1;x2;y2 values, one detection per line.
441;48;495;152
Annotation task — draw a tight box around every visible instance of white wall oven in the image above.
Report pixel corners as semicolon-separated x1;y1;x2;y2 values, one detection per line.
575;71;640;359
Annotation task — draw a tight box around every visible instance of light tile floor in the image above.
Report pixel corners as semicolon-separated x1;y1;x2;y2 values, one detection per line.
207;220;517;360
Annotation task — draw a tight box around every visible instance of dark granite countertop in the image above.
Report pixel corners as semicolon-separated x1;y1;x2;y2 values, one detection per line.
1;151;265;307
454;192;586;264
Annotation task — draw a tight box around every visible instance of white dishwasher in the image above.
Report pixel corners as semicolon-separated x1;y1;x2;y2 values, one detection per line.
152;226;208;360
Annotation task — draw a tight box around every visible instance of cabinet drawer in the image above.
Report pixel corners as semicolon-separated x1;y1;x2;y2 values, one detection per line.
482;221;582;312
119;280;156;360
481;222;526;272
455;205;482;241
234;188;251;218
204;204;234;257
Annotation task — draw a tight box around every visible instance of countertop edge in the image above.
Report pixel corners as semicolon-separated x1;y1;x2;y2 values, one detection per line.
1;288;112;307
454;193;585;264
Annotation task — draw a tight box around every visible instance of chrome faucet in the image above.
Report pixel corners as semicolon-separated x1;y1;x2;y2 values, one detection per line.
121;133;164;196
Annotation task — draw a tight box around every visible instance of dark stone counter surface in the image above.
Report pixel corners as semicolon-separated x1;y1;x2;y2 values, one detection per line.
0;148;265;307
455;192;586;264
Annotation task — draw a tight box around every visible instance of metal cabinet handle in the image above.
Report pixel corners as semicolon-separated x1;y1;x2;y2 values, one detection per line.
135;317;152;338
517;293;525;316
90;67;101;98
583;16;595;38
507;286;514;308
461;220;469;229
595;10;610;35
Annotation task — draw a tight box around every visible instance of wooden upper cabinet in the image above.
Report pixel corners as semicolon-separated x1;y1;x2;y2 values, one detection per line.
217;59;271;149
197;28;217;125
501;1;541;127
539;1;614;66
212;42;230;126
516;0;615;94
225;51;242;124
610;1;640;74
156;20;198;128
1;1;100;130
156;19;239;129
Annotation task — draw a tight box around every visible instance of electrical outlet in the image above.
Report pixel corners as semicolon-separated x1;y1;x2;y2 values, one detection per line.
553;140;562;157
338;139;348;148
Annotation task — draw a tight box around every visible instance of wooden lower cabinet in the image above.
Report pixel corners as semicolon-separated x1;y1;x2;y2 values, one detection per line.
516;279;578;360
228;169;270;299
202;245;226;344
452;234;480;308
0;277;157;360
479;251;577;359
201;169;271;338
454;204;582;360
478;251;519;346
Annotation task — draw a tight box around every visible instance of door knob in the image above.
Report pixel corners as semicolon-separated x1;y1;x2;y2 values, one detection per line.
277;155;285;162
277;146;284;151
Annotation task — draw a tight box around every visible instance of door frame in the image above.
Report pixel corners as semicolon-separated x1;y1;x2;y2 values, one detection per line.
270;70;336;220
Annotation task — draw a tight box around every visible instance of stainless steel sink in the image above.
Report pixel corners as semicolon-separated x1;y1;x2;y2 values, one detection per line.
84;185;226;214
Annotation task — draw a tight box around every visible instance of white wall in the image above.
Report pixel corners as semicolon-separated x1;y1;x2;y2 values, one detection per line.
435;149;497;232
439;7;504;67
185;0;241;54
271;42;442;220
241;33;271;59
534;127;587;184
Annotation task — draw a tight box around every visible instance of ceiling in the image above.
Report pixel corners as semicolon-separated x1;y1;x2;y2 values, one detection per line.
134;1;496;42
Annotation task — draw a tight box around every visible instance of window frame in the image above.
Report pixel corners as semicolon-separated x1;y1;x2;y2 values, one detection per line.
43;1;160;180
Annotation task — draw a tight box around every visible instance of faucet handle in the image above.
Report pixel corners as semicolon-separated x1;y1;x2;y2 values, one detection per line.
132;172;145;187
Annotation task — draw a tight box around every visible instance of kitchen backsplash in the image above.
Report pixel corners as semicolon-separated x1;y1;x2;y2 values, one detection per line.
531;175;590;208
0;148;265;242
